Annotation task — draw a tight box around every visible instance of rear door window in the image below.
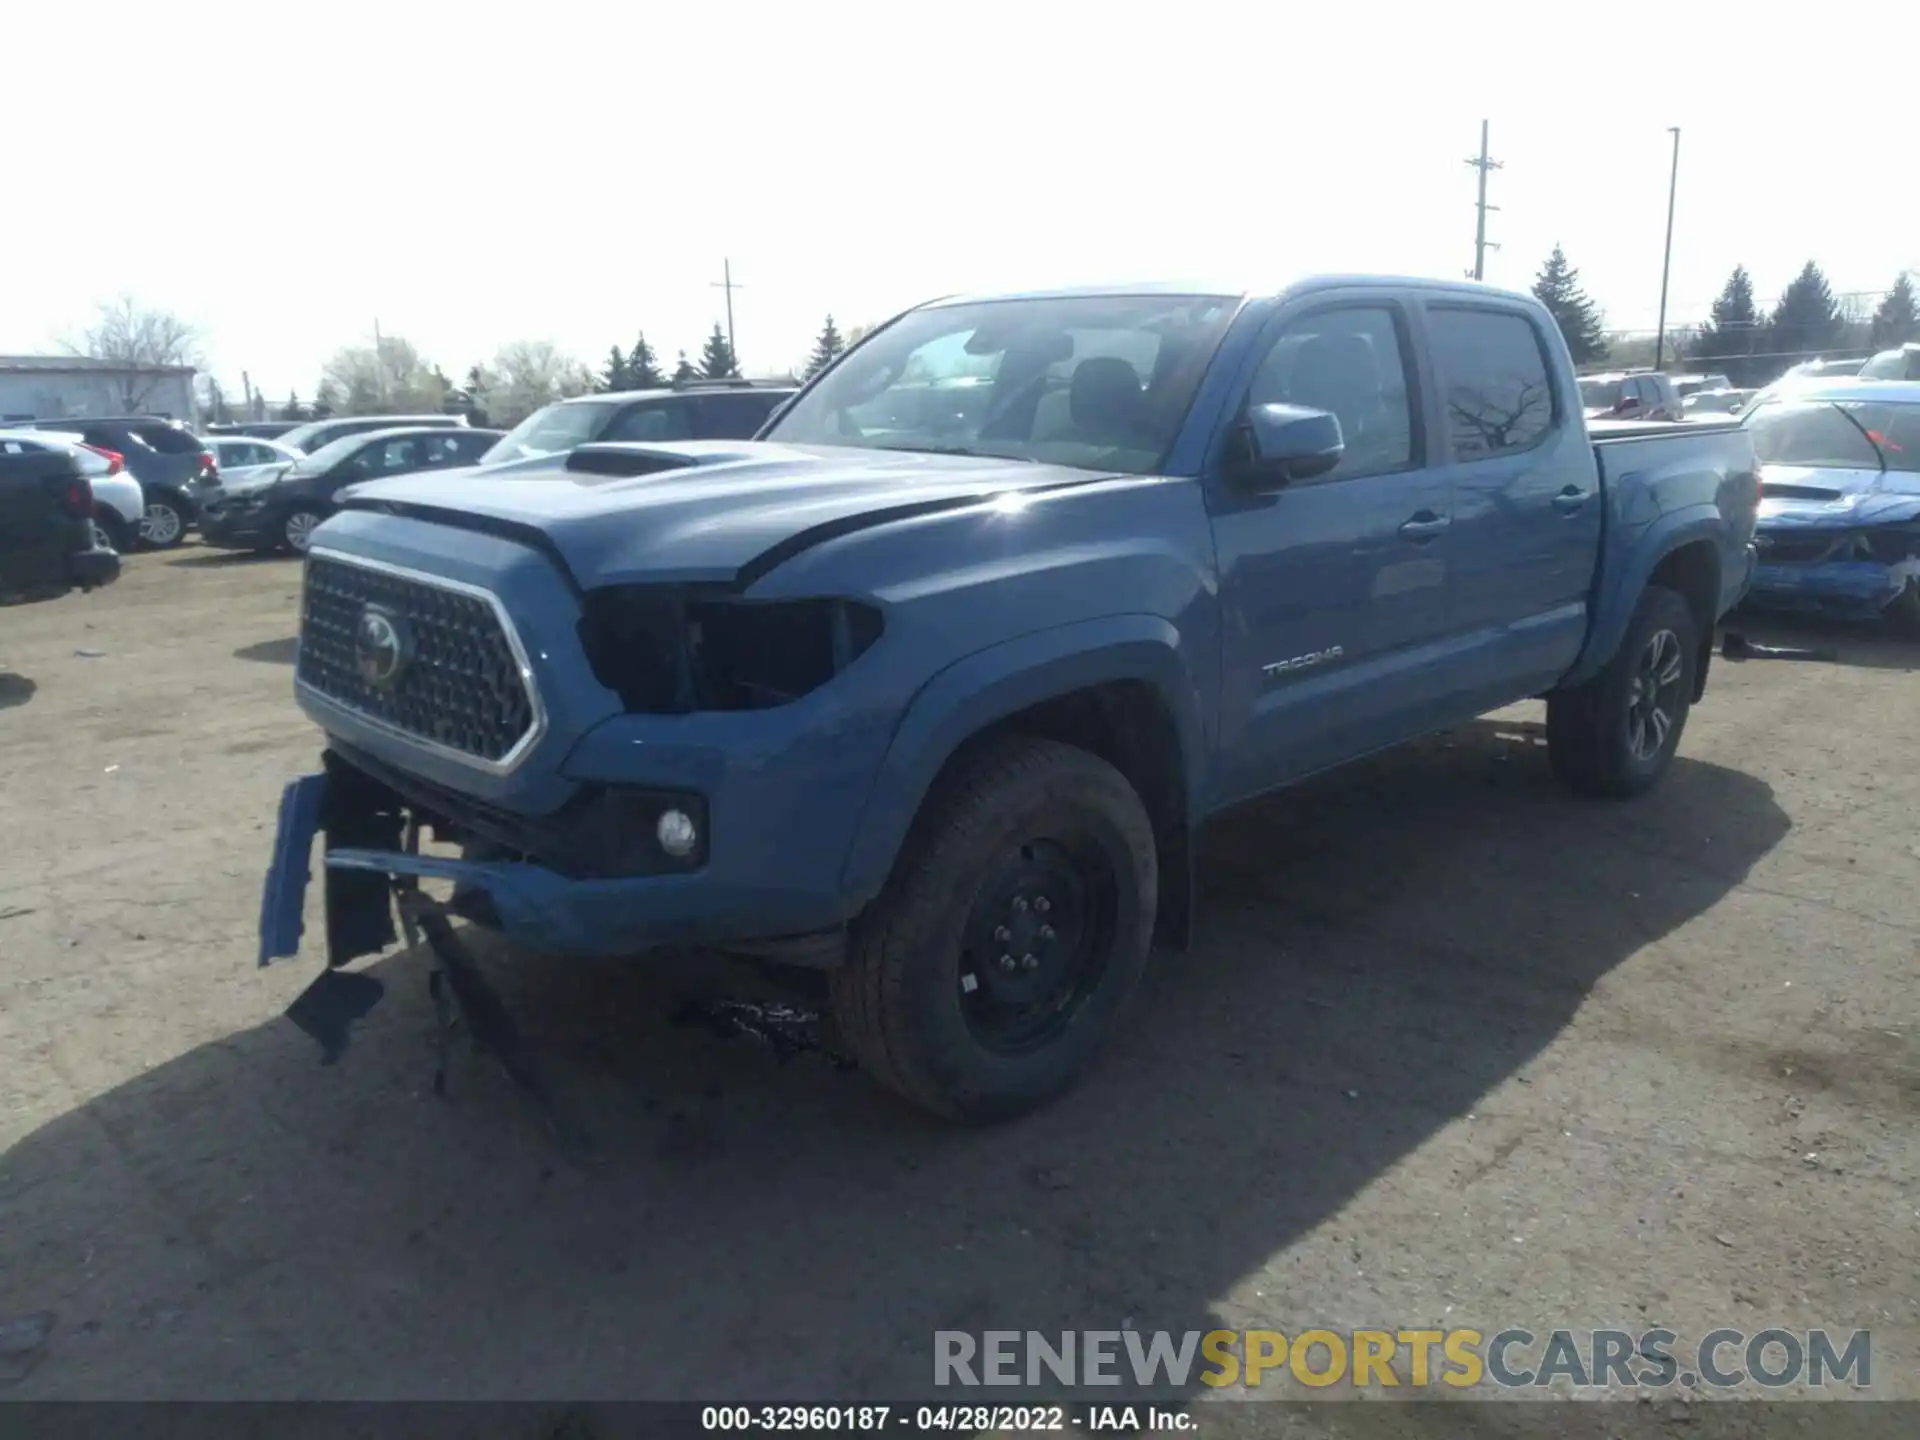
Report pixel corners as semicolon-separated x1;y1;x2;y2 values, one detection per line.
1425;306;1557;458
693;391;786;439
134;423;202;455
604;400;695;443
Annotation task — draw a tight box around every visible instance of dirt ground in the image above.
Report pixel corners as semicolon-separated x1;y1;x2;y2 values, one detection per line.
1;544;1916;1424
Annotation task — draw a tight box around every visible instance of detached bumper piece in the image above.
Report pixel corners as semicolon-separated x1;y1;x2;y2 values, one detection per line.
257;757;587;1152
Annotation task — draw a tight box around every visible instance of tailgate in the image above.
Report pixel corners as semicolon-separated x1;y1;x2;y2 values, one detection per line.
0;453;91;604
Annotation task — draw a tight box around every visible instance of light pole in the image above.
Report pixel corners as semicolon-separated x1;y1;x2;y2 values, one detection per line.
1653;127;1681;372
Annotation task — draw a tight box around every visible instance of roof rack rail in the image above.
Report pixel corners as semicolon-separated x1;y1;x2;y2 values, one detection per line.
670;376;760;391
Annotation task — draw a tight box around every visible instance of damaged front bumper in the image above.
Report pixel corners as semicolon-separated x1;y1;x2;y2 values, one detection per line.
258;749;854;971
1747;524;1920;620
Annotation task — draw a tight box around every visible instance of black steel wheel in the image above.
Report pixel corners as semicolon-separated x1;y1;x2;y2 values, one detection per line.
831;735;1158;1122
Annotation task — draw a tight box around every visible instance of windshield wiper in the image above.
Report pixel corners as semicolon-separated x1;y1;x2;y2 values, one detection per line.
1832;404;1888;472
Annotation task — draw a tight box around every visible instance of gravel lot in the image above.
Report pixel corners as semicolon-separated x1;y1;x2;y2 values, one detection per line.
2;544;1915;1423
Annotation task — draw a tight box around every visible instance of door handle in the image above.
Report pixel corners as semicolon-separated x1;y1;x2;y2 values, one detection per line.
1552;486;1591;513
1398;512;1450;541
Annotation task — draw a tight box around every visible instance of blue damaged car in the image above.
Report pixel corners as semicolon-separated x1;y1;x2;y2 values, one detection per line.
258;276;1760;1121
1741;380;1920;629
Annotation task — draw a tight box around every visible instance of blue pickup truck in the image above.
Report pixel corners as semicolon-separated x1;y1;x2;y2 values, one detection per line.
260;276;1759;1121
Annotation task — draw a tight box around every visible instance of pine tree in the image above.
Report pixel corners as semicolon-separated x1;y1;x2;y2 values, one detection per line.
698;323;739;379
672;350;698;385
1768;261;1843;370
806;314;846;378
628;332;664;388
1869;273;1918;349
600;345;630;392
1689;265;1762;375
1529;245;1609;365
314;380;340;418
285;389;304;421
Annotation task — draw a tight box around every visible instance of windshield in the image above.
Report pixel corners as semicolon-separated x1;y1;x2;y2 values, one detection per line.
1858;349;1914;380
1578;379;1623;411
1746;399;1920;474
764;293;1240;474
481;400;621;465
1684;391;1744;414
289;433;369;475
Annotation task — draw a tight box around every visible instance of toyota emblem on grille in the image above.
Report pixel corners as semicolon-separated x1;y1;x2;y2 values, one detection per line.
354;605;413;689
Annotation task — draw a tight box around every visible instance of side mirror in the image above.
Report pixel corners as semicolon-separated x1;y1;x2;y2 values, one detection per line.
1234;403;1344;487
1613;397;1638;414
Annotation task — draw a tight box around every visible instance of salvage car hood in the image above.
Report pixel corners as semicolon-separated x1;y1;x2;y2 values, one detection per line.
336;441;1126;586
1758;464;1920;529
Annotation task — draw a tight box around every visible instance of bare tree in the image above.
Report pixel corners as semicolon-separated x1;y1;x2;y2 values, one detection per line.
69;294;202;410
319;334;448;415
485;341;594;427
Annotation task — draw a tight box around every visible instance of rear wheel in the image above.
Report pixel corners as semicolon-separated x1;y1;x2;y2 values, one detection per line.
138;496;187;549
1548;584;1698;798
829;736;1158;1122
91;509;131;553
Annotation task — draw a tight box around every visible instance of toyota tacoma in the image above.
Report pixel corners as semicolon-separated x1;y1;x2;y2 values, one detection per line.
260;277;1759;1121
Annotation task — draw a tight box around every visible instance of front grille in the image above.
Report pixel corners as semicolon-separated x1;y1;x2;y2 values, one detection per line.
1756;533;1844;565
296;554;537;765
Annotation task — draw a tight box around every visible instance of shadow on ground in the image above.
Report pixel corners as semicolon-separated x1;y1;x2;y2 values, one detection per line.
165;549;284;570
1723;607;1920;672
233;637;298;666
0;719;1790;1402
0;673;34;710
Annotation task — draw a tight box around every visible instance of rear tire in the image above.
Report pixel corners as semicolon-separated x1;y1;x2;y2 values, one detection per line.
92;510;131;553
829;736;1158;1122
1548;584;1698;798
138;496;187;549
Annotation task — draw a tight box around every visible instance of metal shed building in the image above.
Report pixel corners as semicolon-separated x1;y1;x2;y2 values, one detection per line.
0;355;198;423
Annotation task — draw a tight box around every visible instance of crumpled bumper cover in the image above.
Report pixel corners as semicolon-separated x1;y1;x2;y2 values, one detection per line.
258;762;847;968
1748;559;1909;617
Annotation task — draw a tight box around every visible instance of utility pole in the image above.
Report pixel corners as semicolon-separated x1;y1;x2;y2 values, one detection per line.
1653;127;1682;373
711;259;743;366
1465;120;1503;282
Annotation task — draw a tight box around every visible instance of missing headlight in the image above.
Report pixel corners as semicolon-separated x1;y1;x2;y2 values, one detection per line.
579;587;883;713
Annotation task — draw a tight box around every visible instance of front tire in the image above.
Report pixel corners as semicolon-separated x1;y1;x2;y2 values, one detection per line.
1548;584;1698;798
138;496;187;549
830;736;1158;1122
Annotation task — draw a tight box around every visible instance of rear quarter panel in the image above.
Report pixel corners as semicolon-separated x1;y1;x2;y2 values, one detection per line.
1564;422;1759;687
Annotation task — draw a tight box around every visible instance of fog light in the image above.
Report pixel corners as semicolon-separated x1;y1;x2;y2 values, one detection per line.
656;808;698;859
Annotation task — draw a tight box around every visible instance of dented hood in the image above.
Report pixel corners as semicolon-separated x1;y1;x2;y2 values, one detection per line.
338;441;1115;587
1758;463;1920;530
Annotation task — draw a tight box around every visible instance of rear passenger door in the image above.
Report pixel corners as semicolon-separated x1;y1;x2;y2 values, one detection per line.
1423;301;1600;698
1209;296;1456;799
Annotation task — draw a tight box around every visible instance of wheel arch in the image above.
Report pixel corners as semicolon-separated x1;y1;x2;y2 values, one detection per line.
839;616;1206;950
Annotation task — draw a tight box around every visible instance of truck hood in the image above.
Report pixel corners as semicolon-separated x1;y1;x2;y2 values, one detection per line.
1757;463;1920;530
335;441;1125;587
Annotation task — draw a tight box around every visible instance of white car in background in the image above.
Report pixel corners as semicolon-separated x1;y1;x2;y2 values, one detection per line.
0;427;144;552
203;435;301;501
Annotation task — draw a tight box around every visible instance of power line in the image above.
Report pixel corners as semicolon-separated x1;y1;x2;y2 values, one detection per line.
1464;120;1502;282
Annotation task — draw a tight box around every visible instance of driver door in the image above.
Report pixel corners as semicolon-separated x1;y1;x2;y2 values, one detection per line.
1208;297;1456;802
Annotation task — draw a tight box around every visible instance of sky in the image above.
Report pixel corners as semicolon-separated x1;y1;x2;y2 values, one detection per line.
5;1;1917;400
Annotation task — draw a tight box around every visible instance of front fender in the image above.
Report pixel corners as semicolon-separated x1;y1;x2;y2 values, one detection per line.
1563;504;1726;688
837;614;1207;902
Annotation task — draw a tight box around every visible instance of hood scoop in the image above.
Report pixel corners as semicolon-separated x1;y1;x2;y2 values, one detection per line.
562;441;766;481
